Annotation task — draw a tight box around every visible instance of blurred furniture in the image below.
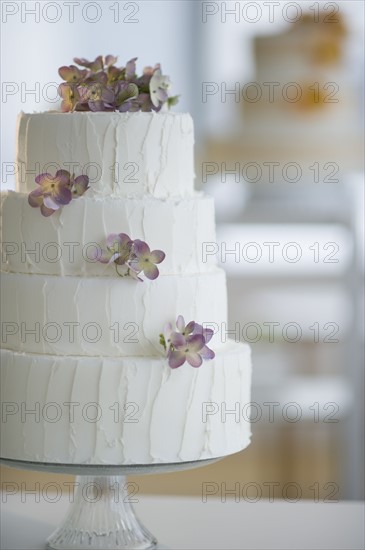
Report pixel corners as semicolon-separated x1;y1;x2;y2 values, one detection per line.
199;165;364;501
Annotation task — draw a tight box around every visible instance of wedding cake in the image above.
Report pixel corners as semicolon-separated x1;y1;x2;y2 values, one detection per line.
0;56;251;465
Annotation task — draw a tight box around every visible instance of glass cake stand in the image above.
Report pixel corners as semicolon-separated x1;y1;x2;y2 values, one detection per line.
1;456;222;549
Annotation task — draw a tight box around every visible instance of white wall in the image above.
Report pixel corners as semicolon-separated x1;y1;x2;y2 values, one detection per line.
1;0;194;190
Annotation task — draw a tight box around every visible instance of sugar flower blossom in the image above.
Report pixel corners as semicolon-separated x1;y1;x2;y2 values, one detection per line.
160;315;215;369
57;55;179;113
93;233;165;281
28;170;89;217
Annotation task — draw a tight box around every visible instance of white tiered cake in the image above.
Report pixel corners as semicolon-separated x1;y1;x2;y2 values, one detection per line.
1;97;251;465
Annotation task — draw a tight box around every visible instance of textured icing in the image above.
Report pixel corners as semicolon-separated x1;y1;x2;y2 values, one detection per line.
1;269;227;356
0;344;252;464
0;109;252;466
16;111;195;198
1;191;216;276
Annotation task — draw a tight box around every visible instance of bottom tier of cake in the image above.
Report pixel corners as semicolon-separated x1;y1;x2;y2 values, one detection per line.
0;342;251;465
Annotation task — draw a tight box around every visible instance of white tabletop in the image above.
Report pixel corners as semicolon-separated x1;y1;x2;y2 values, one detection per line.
1;494;364;550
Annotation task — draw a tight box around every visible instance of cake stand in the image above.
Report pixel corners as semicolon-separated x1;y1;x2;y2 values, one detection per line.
1;456;222;549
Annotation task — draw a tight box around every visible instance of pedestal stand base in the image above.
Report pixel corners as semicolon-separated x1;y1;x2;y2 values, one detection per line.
46;475;156;550
1;456;223;550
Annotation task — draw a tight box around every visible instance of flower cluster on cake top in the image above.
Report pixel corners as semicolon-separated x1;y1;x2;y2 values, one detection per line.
160;316;215;369
93;233;165;281
58;55;179;113
28;170;89;217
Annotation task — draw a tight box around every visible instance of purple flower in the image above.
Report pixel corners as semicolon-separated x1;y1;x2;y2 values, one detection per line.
57;55;179;113
78;83;115;111
28;170;89;216
70;175;89;198
126;93;156;113
108;64;124;84
159;315;215;369
73;55;104;72
28;170;72;217
105;54;118;67
58;65;88;83
94;234;165;281
94;233;133;265
116;82;139;111
130;240;166;280
168;333;205;369
125;58;137;80
176;315;196;338
83;71;108;86
192;322;215;360
58;83;80;112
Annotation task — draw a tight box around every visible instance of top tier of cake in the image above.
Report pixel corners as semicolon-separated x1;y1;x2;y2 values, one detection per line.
16;111;195;199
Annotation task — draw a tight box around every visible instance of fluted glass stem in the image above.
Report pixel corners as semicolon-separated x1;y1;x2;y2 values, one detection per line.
46;475;157;549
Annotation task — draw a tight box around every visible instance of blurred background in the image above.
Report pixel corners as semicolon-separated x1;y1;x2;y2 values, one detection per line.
1;1;364;501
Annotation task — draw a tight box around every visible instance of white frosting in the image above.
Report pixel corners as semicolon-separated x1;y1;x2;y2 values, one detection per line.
1;269;227;356
16;112;195;199
0;109;252;466
0;343;251;464
1;191;216;276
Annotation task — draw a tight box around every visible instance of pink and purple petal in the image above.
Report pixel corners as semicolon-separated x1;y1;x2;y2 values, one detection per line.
186;353;203;368
170;332;186;348
143;65;154;77
73;57;90;67
58;83;71;99
43;196;61;210
118;233;132;247
128;257;143;272
28;187;43;197
72;175;89;197
185;321;195;335
89;100;105;112
28;189;44;207
102;87;115;105
149;250;165;264
106;233;121;249
105;55;118;67
91;55;104;71
89;246;104;262
164;322;173;342
176;315;185;333
40;204;56;217
75;55;103;72
186;334;205;352
53;185;72;205
55;170;71;184
200;345;215;360
133;239;150;257
192;322;202;335
168;351;186;369
118;101;132;113
97;249;113;264
35;173;52;185
143;262;159;280
74;175;88;186
58;66;72;80
58;65;83;83
125;58;137;79
203;328;214;343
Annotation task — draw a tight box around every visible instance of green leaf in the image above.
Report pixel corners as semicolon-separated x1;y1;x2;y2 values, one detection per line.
159;334;166;350
167;95;180;108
